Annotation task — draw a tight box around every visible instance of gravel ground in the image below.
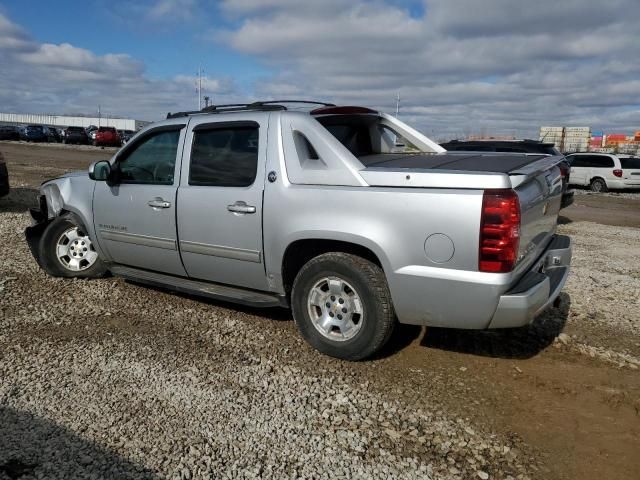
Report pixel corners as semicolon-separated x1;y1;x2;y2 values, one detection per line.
1;211;538;480
572;188;640;199
1;143;639;480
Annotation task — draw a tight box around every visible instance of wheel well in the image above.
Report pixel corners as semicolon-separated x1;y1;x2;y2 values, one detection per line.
281;239;382;295
590;176;606;184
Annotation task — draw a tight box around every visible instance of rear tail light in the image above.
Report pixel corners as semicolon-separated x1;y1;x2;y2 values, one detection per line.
479;189;521;273
613;169;623;178
558;162;569;179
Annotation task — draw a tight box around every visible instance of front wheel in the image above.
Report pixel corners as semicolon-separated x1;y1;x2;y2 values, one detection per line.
291;252;395;360
39;216;107;278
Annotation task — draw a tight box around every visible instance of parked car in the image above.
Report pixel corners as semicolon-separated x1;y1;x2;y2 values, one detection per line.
93;126;121;147
25;101;571;360
118;129;136;144
85;125;98;141
565;153;640;192
44;126;61;143
0;152;9;197
0;126;20;141
19;125;48;142
440;139;574;208
63;127;89;145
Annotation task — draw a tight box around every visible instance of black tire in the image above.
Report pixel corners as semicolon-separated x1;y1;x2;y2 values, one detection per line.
291;252;395;361
39;215;107;278
590;177;608;192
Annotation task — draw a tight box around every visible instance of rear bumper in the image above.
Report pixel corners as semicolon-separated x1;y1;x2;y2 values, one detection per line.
487;235;572;328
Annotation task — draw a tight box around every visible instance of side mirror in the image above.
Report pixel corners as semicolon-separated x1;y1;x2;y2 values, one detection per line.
89;160;112;181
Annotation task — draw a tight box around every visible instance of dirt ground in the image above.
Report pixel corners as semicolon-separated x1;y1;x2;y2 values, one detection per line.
1;141;639;480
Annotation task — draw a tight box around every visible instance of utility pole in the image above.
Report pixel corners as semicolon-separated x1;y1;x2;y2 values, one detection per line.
98;104;101;127
196;66;204;110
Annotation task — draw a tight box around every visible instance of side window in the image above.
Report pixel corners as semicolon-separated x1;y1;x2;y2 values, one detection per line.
189;124;259;187
117;130;181;185
594;156;615;168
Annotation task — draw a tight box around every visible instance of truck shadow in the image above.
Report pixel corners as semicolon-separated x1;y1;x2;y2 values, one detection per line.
0;406;160;479
420;293;571;360
0;187;39;213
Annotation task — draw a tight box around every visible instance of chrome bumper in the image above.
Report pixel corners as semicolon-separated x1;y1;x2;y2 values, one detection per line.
488;235;572;328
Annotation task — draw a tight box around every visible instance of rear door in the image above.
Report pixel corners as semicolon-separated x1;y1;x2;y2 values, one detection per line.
93;123;187;276
176;113;269;291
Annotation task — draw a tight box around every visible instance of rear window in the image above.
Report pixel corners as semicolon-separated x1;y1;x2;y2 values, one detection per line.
316;114;424;161
67;127;84;132
99;127;116;132
620;157;640;169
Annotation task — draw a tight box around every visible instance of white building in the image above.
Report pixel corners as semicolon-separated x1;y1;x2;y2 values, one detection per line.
0;112;149;131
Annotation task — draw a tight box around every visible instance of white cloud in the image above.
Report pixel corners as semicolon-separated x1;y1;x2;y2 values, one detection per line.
147;0;198;22
220;0;640;137
0;12;237;121
1;2;640;137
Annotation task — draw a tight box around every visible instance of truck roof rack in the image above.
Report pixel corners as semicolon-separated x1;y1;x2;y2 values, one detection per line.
167;100;336;119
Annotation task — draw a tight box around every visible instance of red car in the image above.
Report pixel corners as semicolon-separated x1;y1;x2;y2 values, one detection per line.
93;127;121;147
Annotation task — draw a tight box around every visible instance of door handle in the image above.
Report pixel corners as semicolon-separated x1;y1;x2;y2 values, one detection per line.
227;201;256;214
147;198;171;209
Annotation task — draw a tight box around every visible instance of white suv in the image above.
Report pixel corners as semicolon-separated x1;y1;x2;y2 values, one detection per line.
566;153;640;192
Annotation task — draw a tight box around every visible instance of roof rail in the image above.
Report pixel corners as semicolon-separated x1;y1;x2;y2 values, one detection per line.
167;99;336;119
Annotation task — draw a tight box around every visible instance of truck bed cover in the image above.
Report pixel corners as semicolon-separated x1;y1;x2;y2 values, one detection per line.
360;153;546;173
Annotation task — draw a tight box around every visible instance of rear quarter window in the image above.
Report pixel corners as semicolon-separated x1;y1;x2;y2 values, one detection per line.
620;157;640;169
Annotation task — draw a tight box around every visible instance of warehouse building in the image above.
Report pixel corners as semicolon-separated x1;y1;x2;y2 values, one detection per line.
0;112;149;131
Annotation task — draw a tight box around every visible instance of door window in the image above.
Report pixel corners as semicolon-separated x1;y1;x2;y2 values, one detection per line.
189;124;259;187
117;129;181;185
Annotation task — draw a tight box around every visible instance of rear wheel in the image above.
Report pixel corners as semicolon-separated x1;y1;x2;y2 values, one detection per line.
291;252;395;361
39;216;107;278
590;178;608;192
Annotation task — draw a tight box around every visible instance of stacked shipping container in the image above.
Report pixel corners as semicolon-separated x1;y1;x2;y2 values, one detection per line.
539;126;590;152
564;127;590;152
539;126;564;149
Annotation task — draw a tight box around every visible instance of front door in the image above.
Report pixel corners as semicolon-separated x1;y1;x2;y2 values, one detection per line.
93;125;187;276
176;114;269;291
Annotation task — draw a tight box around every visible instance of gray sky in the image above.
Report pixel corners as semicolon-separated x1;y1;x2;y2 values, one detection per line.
1;0;639;139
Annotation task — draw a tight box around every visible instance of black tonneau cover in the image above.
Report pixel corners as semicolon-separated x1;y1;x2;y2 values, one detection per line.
361;153;545;174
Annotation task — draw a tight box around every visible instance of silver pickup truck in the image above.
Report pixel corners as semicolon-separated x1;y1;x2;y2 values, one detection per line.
26;101;571;360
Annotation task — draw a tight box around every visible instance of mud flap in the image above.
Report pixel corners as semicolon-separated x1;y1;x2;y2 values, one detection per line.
24;198;50;269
